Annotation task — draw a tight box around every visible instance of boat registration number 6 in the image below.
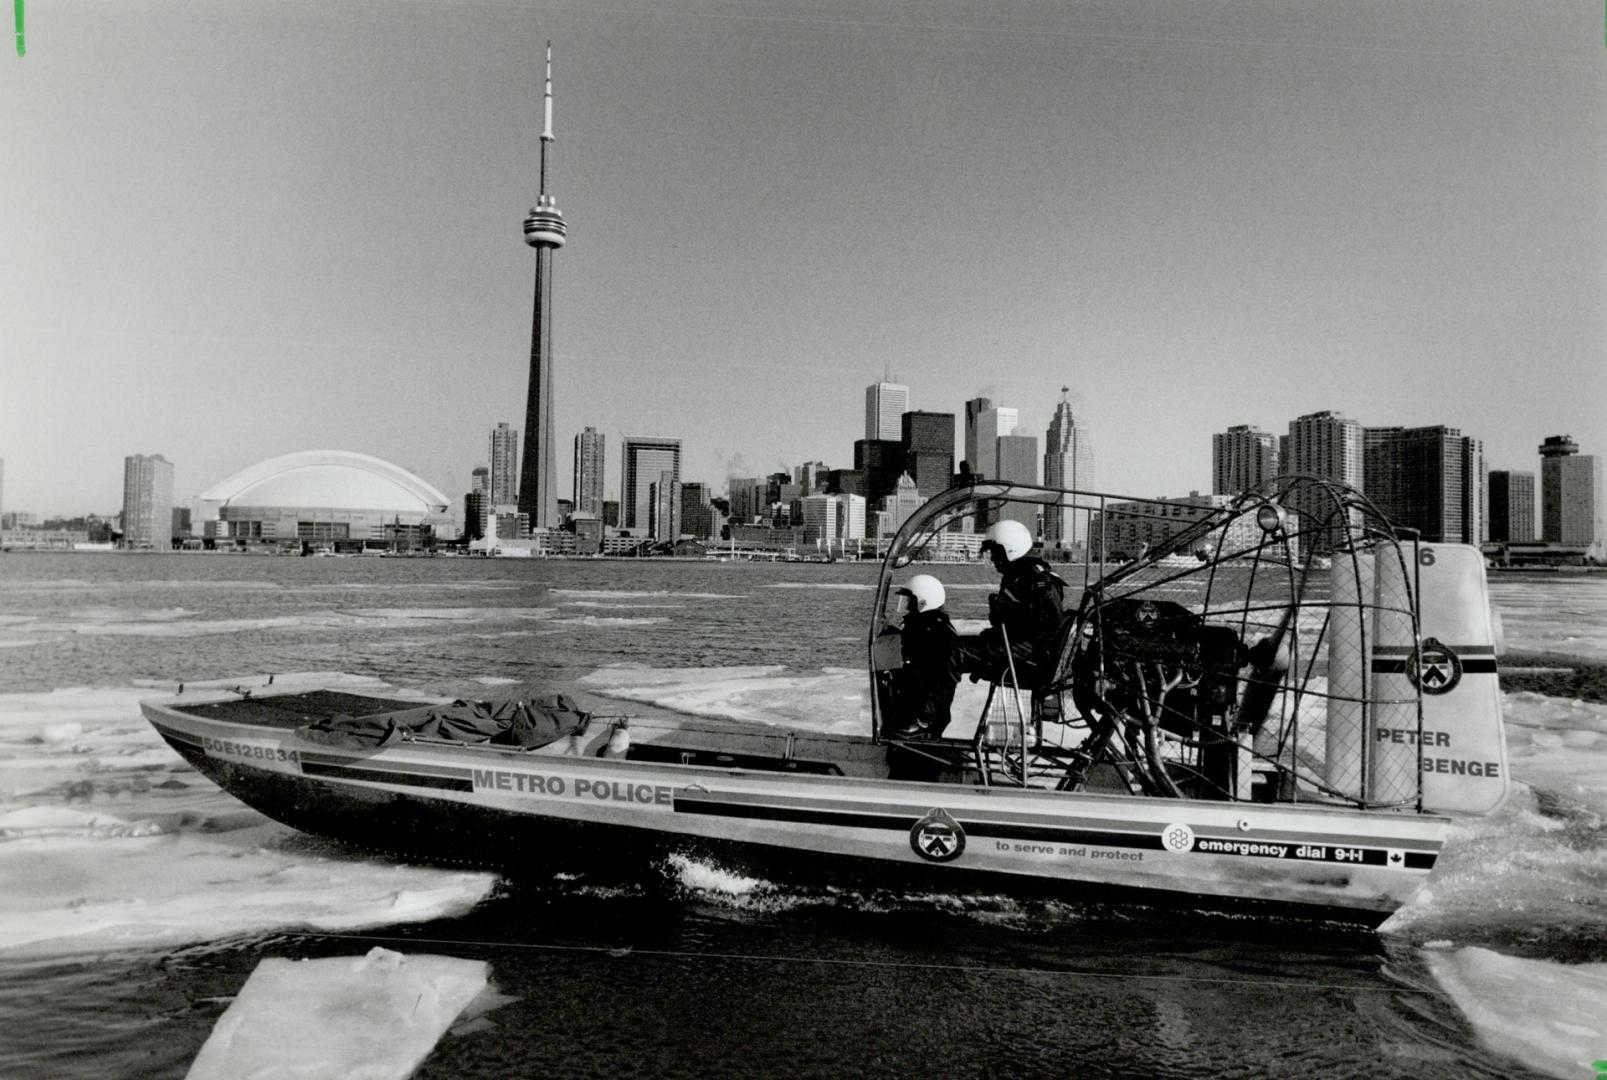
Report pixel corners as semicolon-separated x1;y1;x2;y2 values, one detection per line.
203;736;300;763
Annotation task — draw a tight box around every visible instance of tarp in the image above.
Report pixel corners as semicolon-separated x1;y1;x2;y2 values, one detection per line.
297;693;590;750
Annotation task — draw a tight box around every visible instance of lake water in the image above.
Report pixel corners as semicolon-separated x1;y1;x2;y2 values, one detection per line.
2;553;1605;1078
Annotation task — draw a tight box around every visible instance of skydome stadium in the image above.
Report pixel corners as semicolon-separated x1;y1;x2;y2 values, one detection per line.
198;450;451;551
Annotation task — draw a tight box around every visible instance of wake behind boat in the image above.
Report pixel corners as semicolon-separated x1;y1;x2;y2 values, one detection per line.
140;477;1509;927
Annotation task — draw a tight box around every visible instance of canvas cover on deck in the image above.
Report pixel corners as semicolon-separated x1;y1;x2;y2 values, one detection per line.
297;693;590;750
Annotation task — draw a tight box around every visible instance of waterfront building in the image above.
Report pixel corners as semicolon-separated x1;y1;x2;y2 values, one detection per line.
1212;424;1277;496
680;482;714;540
519;45;569;530
730;522;805;553
2;528;91;550
573;427;605;517
649;469;681;542
572;514;604;554
199;450;449;550
1488;470;1536;543
601;500;619;528
494;508;530;542
865;381;909;442
622;437;681;533
1090;492;1231;561
800;494;838;547
1044;389;1095;548
922;531;987;562
488;422;519;505
463;489;488;541
121;454;175;549
1539;435;1603;544
901;411;955;499
658;471;681;540
835;492;866;550
1364;426;1484;544
1283;411;1362;553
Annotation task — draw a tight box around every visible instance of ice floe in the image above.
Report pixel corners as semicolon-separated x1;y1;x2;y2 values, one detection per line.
1425;946;1607;1080
186;946;491;1080
0;677;496;957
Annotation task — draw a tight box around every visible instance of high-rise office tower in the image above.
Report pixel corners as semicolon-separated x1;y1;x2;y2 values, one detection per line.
1362;427;1403;524
471;465;490;494
728;477;764;525
463;489;489;541
963;397;991;475
854;439;905;505
964;400;1015;482
680;482;713;540
121;454;175;549
519;44;568;530
1045;388;1095;546
1539;435;1603;544
795;461;826;495
865;381;909;442
901;411;955;499
573;427;605;516
1212;424;1277;496
1488;470;1536;543
799;494;839;547
878;472;922;536
622;437;681;533
1364;426;1484;544
994;432;1039;533
650;470;681;541
1283;411;1362;553
489;422;519;505
835;493;866;546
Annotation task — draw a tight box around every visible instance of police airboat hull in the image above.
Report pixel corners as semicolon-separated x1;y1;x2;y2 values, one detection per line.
139;477;1508;928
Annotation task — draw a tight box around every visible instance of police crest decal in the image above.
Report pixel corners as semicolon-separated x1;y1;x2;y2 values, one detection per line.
910;808;966;862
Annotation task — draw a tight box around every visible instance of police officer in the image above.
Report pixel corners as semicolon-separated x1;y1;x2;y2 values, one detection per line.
886;573;958;739
954;519;1066;684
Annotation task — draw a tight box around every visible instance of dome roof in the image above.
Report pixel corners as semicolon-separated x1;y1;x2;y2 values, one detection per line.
200;451;450;513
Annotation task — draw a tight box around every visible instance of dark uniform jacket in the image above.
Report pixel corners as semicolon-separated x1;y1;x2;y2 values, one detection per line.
891;608;958;736
988;556;1066;659
952;555;1067;682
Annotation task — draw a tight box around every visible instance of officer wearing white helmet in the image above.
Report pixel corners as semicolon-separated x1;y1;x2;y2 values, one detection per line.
884;573;958;739
953;519;1067;684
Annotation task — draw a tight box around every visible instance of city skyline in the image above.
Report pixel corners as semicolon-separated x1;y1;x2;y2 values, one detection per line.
4;2;1603;518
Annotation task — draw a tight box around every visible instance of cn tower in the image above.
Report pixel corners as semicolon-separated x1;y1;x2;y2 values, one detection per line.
518;42;567;529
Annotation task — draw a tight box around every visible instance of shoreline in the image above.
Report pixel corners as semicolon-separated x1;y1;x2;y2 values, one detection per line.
1499;651;1607;704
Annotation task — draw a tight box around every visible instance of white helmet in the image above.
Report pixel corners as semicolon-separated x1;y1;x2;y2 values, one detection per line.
898;574;946;612
984;519;1033;562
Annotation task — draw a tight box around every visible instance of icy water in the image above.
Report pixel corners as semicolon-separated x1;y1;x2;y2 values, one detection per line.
2;553;1605;1079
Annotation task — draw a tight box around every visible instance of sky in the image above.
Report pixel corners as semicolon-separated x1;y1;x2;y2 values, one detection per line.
3;0;1604;519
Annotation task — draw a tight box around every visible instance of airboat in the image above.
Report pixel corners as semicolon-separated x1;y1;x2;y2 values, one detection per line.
140;477;1508;926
